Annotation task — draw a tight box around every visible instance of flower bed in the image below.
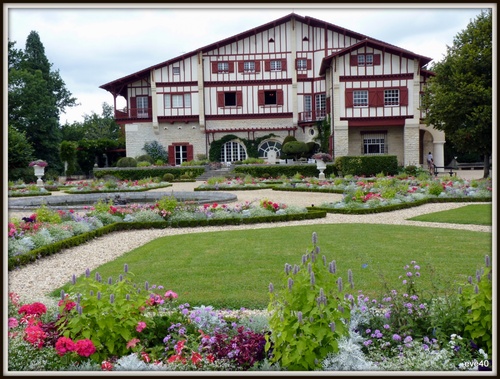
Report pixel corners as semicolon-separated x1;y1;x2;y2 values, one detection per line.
7;232;492;371
7;198;322;270
195;176;282;191
8;185;52;197
274;176;492;213
63;178;172;194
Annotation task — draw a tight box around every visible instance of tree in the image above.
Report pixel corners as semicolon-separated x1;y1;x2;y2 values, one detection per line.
421;10;492;178
81;103;122;140
7;125;35;182
8;31;78;174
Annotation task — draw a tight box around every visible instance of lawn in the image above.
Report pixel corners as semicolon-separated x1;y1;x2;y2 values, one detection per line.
55;223;492;310
408;204;492;225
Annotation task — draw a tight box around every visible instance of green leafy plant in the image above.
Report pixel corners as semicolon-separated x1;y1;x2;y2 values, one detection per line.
265;232;350;370
56;265;158;362
157;196;178;218
35;204;62;223
459;255;492;357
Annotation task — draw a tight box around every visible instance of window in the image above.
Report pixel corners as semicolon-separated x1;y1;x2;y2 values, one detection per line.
357;55;365;66
303;95;312;120
296;59;308;70
384;89;400;106
265;91;277;105
175;145;188;165
353;90;368;107
270;60;282;71
172;67;180;75
224;92;236;106
258;140;282;158
137;96;149;118
218;62;229;72
363;133;387;155
220;141;247;163
315;94;326;119
244;61;255;72
164;93;191;109
217;91;242;107
258;89;283;106
365;54;373;66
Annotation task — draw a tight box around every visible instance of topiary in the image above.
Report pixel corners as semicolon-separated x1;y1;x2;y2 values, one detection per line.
162;173;175;182
116;157;137;167
136;154;154;164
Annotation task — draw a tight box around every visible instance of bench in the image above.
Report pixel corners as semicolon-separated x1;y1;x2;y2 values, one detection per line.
433;166;457;177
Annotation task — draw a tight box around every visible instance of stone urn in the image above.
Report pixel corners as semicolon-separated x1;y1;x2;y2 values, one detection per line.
316;159;327;180
33;165;45;187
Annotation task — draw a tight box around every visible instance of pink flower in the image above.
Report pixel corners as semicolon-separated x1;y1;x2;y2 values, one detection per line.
24;324;47;348
55;336;77;356
126;338;141;349
74;339;96;357
18;302;47;317
164;290;178;299
8;318;19;329
136;321;147;332
101;361;114;371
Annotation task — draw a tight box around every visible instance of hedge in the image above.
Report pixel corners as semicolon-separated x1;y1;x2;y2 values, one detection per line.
232;163;337;178
93;166;205;180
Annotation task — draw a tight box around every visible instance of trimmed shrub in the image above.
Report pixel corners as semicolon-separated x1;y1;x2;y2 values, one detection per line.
116;157;138;168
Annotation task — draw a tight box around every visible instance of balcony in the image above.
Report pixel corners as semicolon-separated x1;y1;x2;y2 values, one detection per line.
114;107;152;120
298;109;326;123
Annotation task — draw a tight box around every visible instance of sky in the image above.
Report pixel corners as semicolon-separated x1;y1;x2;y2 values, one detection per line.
4;3;493;125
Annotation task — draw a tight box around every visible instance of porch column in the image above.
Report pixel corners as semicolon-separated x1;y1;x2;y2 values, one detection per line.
433;140;446;171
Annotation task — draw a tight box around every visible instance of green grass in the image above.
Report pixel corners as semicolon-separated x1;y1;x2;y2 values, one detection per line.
408;204;492;225
54;224;491;310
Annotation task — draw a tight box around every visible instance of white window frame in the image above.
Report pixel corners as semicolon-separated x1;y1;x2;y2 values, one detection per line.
220;141;247;163
137;96;149;118
384;89;400;106
357;55;365;66
297;59;308;70
303;95;312;121
244;61;255;73
218;62;229;72
164;93;191;109
353;90;368;107
315;93;326;119
270;60;282;71
363;133;387;155
175;145;188;165
365;54;374;66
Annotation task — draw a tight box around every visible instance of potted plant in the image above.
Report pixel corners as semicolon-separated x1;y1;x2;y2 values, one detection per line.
312;153;332;179
29;159;48;186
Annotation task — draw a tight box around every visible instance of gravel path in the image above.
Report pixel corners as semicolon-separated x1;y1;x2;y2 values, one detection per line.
7;172;492;306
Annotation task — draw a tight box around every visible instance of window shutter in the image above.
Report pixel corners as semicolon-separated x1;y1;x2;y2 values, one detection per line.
369;89;378;107
148;96;152;112
281;59;287;71
345;90;353;108
350;55;358;66
373;54;381;65
187;145;194;161
211;62;218;73
258;90;265;106
400;87;408;106
255;61;261;72
130;97;137;117
376;90;384;107
238;62;244;72
326;96;331;113
277;90;284;105
264;60;271;71
236;92;243;107
307;59;312;70
228;62;235;73
217;92;225;107
168;145;175;166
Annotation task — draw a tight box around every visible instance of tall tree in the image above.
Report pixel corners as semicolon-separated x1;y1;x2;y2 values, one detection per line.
81;103;122;140
8;31;78;173
421;10;492;178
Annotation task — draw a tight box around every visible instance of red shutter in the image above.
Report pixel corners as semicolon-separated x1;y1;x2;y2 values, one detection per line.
130;97;137;117
258;90;265;106
376;90;384;107
373;54;381;65
148;96;152;115
187;145;194;161
281;59;287;71
350;55;358;66
217;92;225;107
326;96;331;113
255;61;261;72
168;145;175;166
236;91;243;106
264;60;271;71
369;89;378;107
307;59;312;70
228;62;235;73
400;87;409;106
277;90;284;105
238;61;244;72
211;62;218;73
345;89;353;108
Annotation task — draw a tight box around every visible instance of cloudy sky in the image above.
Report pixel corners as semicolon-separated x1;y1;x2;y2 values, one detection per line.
5;3;491;125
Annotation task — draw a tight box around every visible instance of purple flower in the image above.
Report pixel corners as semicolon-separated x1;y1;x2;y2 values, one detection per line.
419;303;426;309
363;340;373;346
404;336;413;344
384;312;391;319
402;280;407;284
415;272;420;277
414;265;420;270
406;272;413;277
393;334;402;341
422;344;429;350
365;329;371;334
383;324;390;329
410;295;418;301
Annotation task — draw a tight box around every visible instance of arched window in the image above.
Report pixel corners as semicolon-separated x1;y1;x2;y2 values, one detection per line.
258;140;282;158
220;141;247;163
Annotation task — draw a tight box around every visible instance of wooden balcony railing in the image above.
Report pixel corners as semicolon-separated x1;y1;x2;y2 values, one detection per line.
114;108;152;120
298;109;326;123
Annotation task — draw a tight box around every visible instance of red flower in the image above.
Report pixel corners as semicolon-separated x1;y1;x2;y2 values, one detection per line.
74;339;96;357
164;290;178;299
55;336;77;356
24;324;47;348
141;352;151;363
191;352;202;365
167;354;187;364
58;297;77;312
101;361;114;371
206;354;215;363
136;321;147;332
18;302;47;317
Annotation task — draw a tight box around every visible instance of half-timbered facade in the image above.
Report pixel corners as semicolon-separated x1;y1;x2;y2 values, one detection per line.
100;13;445;168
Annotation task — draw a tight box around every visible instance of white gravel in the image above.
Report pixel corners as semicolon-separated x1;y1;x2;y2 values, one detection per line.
7;173;492;306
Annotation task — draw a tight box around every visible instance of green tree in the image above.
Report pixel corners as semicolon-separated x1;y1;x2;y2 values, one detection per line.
7;125;35;181
421;10;492;178
8;31;78;174
81;103;122;140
